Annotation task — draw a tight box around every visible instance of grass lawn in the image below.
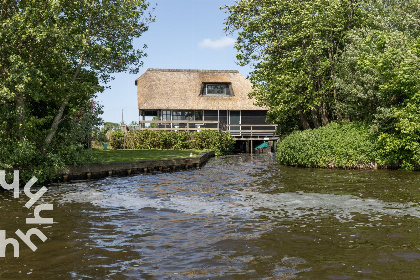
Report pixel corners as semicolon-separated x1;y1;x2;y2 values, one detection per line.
92;148;206;163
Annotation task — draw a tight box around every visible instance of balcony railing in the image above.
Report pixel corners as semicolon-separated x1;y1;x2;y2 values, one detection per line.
122;121;278;138
123;120;219;132
226;124;278;138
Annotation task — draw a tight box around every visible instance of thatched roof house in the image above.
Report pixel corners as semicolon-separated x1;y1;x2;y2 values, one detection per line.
135;68;270;132
135;68;263;111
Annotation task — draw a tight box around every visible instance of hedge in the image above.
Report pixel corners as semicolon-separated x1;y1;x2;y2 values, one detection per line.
109;130;235;156
276;122;378;169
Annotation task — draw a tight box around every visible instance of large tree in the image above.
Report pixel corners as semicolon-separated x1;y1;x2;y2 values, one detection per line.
224;0;420;132
0;0;153;181
224;0;366;131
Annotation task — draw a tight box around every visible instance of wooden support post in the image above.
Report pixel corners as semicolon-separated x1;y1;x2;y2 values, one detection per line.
251;140;253;154
87;172;91;180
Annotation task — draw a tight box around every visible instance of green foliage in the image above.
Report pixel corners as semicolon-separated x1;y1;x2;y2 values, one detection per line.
0;1;153;183
376;91;420;170
109;130;235;156
277;122;378;168
191;130;235;156
225;0;420;170
109;131;124;149
224;0;369;130
337;29;420;170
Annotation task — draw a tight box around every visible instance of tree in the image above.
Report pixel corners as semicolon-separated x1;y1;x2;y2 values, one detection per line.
0;1;154;181
337;30;420;169
223;0;420;133
224;0;366;131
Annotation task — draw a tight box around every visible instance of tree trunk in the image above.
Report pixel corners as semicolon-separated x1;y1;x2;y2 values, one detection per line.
297;105;310;130
44;54;84;148
15;92;25;141
44;96;70;147
311;105;320;128
320;101;329;126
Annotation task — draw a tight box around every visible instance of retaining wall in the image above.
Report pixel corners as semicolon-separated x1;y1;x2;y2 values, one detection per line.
59;151;215;181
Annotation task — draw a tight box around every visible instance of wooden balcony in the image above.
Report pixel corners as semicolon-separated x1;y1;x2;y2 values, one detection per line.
226;124;278;140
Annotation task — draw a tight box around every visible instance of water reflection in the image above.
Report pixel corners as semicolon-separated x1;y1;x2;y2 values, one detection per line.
0;154;419;279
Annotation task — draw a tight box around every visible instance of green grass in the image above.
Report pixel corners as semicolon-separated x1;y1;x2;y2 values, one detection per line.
92;148;206;163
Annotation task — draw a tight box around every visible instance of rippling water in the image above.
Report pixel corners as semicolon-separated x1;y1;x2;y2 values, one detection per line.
0;154;419;279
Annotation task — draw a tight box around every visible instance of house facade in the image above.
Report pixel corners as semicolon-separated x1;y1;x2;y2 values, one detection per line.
135;68;276;139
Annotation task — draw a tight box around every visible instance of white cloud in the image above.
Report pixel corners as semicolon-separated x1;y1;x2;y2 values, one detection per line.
198;37;235;50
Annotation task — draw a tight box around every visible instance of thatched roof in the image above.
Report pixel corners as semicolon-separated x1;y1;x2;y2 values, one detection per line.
135;69;265;111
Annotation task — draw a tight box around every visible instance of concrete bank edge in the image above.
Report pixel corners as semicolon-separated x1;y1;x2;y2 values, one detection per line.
59;151;215;181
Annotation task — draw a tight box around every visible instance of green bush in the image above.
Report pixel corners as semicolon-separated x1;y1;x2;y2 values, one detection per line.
277;122;378;168
108;130;235;155
0;140;96;184
109;131;124;149
191;130;235;155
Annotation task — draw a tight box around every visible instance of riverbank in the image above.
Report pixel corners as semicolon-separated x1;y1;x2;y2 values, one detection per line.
91;148;206;162
58;151;215;181
276;122;419;170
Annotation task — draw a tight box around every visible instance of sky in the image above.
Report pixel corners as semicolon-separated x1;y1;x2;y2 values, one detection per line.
98;0;252;124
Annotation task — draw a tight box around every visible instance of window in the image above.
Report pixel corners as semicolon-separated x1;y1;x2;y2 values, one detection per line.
162;110;171;121
161;110;203;122
202;84;230;96
195;110;203;121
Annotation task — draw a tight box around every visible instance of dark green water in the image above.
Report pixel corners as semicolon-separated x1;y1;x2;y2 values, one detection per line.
0;154;419;279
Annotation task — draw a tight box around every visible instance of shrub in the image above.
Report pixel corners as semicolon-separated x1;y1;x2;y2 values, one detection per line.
192;130;235;155
109;131;124;149
277;122;378;168
108;130;235;155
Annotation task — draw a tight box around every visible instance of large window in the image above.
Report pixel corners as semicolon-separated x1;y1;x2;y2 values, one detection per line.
172;111;194;121
202;84;230;96
161;110;203;122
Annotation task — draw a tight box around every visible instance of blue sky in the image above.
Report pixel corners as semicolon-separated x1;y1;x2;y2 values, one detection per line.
99;0;251;124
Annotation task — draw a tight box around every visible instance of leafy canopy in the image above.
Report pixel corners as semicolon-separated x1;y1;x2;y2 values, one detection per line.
0;0;154;182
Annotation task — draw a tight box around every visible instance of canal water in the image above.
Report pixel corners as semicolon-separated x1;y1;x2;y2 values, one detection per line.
0;154;419;279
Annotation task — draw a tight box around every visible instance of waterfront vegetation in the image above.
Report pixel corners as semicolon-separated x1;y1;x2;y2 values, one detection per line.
92;149;205;163
2;1;420;185
0;1;153;183
225;0;420;170
277;121;420;170
277;122;377;169
109;130;235;156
